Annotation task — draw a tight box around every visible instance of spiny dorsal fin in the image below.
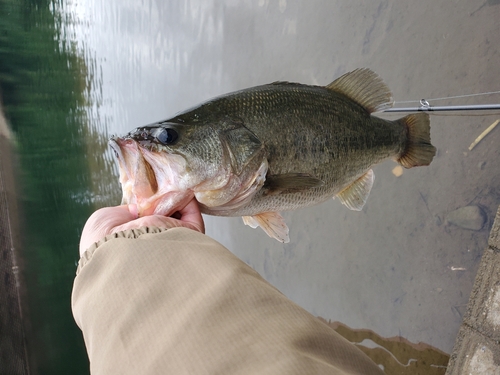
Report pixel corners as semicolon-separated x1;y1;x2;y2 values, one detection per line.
326;68;394;113
242;212;290;243
337;169;375;211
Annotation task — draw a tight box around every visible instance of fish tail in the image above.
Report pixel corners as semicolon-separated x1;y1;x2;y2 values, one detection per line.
396;113;436;168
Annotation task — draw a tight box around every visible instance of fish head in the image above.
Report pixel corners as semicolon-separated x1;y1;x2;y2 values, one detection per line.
109;121;224;216
109;119;267;216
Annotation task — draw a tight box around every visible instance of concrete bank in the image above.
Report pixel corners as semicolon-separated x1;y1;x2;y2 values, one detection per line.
446;205;500;374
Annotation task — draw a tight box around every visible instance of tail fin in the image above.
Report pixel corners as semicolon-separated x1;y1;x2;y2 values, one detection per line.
397;113;436;168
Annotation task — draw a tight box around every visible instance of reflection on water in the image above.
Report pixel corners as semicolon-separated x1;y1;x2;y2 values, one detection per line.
1;0;117;373
1;0;500;373
321;319;449;374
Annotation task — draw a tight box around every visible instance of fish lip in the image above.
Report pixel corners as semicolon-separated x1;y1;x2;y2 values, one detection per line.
109;136;142;165
108;136;159;204
108;136;125;163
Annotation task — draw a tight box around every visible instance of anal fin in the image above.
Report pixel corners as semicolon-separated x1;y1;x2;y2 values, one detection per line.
242;212;290;243
337;169;374;211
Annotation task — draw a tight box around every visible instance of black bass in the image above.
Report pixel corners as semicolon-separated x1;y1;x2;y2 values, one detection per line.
110;68;436;242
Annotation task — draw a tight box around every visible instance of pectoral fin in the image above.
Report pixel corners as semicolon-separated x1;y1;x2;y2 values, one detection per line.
242;212;290;243
337;169;374;211
263;173;324;196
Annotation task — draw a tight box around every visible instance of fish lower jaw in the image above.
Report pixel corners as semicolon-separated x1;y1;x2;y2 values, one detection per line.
120;188;160;216
129;190;195;217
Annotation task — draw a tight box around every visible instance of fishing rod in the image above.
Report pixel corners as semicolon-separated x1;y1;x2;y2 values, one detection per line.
383;99;500;113
380;96;500;150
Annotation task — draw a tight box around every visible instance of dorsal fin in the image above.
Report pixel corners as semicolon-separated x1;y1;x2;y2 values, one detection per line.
326;68;394;113
270;81;295;86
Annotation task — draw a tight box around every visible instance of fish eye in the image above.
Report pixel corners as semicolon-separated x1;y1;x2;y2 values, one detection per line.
157;128;179;145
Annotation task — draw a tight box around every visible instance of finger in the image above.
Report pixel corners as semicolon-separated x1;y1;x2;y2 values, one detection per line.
128;204;139;219
80;205;136;256
81;205;131;238
94;205;137;232
176;199;205;233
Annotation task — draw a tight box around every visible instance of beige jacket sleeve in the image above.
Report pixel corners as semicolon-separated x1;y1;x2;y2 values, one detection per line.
72;227;383;375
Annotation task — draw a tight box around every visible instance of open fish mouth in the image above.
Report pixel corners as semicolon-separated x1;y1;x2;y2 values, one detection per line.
109;135;194;216
109;136;159;208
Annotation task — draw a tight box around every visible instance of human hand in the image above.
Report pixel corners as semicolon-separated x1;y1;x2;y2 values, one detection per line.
79;198;205;256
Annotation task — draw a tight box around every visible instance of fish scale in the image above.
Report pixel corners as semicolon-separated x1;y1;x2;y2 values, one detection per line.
180;85;402;214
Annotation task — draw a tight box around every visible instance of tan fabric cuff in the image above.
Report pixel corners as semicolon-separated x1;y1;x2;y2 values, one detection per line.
76;226;168;274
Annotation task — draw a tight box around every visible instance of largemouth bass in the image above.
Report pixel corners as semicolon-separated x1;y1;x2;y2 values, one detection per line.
110;68;436;242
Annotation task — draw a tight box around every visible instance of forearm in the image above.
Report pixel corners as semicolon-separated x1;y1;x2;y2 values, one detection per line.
72;227;382;375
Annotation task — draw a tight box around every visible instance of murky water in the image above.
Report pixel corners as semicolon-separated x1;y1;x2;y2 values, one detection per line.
2;0;499;373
